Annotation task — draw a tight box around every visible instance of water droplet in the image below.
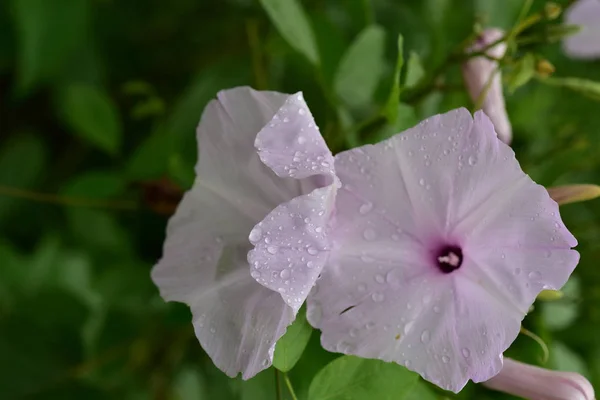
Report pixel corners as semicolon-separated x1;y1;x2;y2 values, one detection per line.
361;255;374;263
371;292;385;302
468;155;477;166
283;117;290;123
315;226;323;233
249;227;262;243
501;253;506;259
297;136;306;144
419;178;425;186
280;269;290;279
420;330;430;343
298;108;306;116
366;322;375;329
433;305;441;313
307;261;314;268
404;321;414;334
462;348;470;358
442;355;450;363
307;246;319;255
210;327;216;334
349;328;359;337
386;270;400;285
404;360;411;368
408;151;414;157
528;271;541;280
363;228;377;241
425;160;431;167
262;358;270;367
375;274;385;284
359;202;373;214
251;271;261;279
267;245;278;254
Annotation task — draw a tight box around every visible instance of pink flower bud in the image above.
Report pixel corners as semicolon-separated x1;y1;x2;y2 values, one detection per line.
462;28;512;144
483;358;595;400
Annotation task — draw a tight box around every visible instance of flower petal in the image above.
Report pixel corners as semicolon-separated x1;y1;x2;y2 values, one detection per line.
564;0;600;59
152;87;307;379
248;93;337;314
308;109;578;392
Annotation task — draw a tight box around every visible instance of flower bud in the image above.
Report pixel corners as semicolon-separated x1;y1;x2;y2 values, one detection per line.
545;2;562;20
563;0;600;59
483;358;595;400
462;28;512;144
536;59;556;78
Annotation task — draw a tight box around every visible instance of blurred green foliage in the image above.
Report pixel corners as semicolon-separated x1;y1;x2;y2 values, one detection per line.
1;0;599;399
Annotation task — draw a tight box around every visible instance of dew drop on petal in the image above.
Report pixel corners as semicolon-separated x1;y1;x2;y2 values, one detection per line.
386;270;401;285
528;271;541;280
371;292;385;302
420;330;430;343
404;320;414;334
298;108;306;116
359;202;373;214
280;269;291;279
297;136;306;144
468;155;477;166
462;348;471;358
433;305;441;313
267;245;278;254
361;255;374;263
419;178;425;186
404;360;411;368
375;274;385;284
307;246;319;255
307;261;314;268
442;355;450;363
251;271;261;279
249;227;262;243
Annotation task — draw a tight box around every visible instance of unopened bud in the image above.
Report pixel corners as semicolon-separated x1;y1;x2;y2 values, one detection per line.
545;2;562;20
536;59;556;78
462;28;512;144
483;358;595;400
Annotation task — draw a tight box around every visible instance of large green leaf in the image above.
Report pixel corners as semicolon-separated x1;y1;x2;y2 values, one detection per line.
334;25;387;109
57;84;122;154
308;356;422;400
11;0;90;94
273;308;313;372
258;0;320;65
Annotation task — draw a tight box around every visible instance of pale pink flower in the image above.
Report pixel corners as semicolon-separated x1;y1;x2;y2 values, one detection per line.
301;109;578;392
483;357;595;400
462;28;512;144
151;87;337;379
564;0;600;59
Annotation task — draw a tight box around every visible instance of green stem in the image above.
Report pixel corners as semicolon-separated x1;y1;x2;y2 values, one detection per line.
275;369;282;400
361;0;374;26
284;373;299;400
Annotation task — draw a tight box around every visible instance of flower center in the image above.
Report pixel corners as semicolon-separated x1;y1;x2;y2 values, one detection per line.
436;245;463;273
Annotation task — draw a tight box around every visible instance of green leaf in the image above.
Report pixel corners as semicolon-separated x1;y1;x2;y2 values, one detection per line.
383;34;404;123
404;51;425;89
540;77;600;102
308;356;421;400
374;103;419;143
507;53;536;93
58;84;122;154
11;0;90;94
127;127;172;181
542;275;580;330
258;0;320;65
273;308;313;372
334;25;386;109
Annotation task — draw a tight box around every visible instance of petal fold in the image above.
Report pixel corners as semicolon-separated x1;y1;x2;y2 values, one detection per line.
249;93;338;313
